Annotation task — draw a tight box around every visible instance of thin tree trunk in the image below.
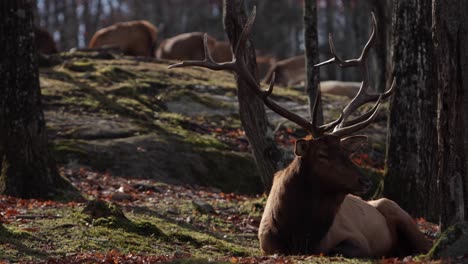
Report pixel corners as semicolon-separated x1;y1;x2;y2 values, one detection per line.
433;0;468;230
223;0;284;193
324;0;336;81
367;0;392;92
384;0;438;221
0;0;77;199
304;0;323;125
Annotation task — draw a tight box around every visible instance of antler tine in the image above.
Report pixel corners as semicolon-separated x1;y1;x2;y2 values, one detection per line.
332;96;382;137
168;34;236;71
313;12;394;137
340;78;395;127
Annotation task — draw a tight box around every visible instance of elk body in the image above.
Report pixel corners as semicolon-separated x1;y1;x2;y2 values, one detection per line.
89;20;158;57
34;27;58;54
156;32;232;62
320;81;360;98
263;54;305;86
168;9;431;258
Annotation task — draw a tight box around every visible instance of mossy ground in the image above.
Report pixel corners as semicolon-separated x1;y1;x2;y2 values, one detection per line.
0;52;393;263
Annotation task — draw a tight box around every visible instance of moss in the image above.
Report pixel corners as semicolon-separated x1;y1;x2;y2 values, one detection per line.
162;89;232;110
51;139;88;164
195;150;262;194
427;222;468;259
64;59;96;72
98;66;137;82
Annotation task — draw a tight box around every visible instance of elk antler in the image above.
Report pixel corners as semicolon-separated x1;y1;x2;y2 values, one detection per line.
169;7;342;138
314;12;395;137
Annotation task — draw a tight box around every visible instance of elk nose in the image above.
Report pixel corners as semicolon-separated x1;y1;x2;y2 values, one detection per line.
359;177;373;192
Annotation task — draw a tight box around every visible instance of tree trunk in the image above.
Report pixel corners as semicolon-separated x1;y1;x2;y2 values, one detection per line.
324;0;336;81
433;0;468;229
0;0;76;198
384;0;438;221
304;0;323;125
366;0;392;92
223;0;284;193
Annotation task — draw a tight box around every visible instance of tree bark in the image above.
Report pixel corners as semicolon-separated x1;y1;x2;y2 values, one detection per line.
223;0;284;193
0;0;76;198
366;0;392;92
384;0;438;221
304;0;323;125
433;0;468;229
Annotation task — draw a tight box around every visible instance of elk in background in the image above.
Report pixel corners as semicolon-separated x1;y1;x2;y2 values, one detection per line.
156;32;233;62
34;27;58;54
169;9;431;257
89;20;158;57
263;54;305;86
320;80;360;98
256;54;276;80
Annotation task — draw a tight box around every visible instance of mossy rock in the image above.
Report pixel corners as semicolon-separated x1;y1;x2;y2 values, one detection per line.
427;222;468;259
82;199;125;220
64;60;96;72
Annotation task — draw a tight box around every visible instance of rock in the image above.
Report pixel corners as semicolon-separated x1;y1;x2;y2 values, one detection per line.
192;200;216;215
428;222;468;259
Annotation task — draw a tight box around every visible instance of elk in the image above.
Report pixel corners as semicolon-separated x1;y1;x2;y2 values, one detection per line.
168;9;431;258
263;54;305;86
89;20;158;57
156;32;232;62
34;27;58;55
320;81;361;98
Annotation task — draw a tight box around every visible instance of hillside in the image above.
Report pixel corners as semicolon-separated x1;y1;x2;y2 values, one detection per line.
0;51;397;263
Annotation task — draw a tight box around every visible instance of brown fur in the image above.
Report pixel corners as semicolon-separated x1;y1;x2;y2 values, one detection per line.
156;32;217;61
211;41;233;62
319;81;361;98
263;55;305;86
256;55;276;80
34;27;58;54
258;135;431;257
89;20;158;57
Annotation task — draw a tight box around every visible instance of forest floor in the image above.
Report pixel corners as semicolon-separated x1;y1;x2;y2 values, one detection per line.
0;52;440;263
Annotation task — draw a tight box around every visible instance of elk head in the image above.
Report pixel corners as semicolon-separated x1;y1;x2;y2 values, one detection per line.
169;9;394;196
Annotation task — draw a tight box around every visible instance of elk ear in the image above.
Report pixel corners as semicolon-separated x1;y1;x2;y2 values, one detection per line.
294;139;310;157
340;135;367;154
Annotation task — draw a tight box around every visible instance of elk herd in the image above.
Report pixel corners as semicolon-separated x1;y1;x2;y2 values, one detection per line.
35;10;432;258
35;19;360;98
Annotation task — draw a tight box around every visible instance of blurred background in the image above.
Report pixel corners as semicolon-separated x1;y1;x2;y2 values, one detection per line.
33;0;380;82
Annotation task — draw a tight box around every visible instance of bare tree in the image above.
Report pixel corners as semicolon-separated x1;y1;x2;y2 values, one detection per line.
304;0;323;125
433;0;468;229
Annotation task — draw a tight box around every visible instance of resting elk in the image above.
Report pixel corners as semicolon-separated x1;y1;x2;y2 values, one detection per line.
168;9;431;258
34;27;58;54
320;81;361;98
156;32;233;62
89;20;158;57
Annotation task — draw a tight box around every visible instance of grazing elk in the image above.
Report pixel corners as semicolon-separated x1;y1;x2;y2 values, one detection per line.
263;54;305;86
156;32;232;62
34;27;58;54
168;9;431;258
89;20;158;57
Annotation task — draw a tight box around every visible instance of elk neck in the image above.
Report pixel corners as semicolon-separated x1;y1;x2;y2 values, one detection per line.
268;156;347;254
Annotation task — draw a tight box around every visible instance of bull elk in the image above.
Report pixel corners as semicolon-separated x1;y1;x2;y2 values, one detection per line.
89;20;158;57
168;9;431;257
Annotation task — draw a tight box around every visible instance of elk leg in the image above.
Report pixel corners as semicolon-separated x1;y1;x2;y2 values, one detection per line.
369;198;432;255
